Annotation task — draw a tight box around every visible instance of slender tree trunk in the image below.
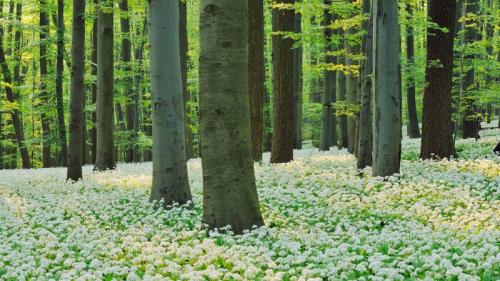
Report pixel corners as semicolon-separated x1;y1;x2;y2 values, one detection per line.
119;0;137;162
134;16;147;161
39;0;52;167
0;111;3;169
345;12;359;154
372;0;402;177
199;0;264;234
293;1;303;150
405;4;421;139
320;0;335;151
271;0;295;164
0;2;30;168
248;0;265;161
461;0;480;139
179;1;194;160
55;0;68;166
420;0;457;159
337;34;348;149
357;0;373;169
149;0;192;207
91;0;98;164
67;0;86;181
94;0;115;171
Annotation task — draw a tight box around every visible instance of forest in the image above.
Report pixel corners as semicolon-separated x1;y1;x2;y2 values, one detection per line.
0;0;499;280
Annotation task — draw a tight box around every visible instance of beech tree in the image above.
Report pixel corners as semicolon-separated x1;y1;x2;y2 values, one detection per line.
199;0;264;234
271;0;295;164
94;0;115;171
420;0;457;159
372;0;401;177
320;0;335;151
67;0;86;181
405;3;421;139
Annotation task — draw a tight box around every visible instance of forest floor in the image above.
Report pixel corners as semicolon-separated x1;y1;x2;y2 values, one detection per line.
0;128;499;281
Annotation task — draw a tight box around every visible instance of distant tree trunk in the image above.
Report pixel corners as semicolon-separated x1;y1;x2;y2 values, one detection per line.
293;1;303;150
357;0;373;169
248;0;264;161
119;0;137;162
94;0;115;171
337;32;348;149
67;0;86;181
149;0;192;207
0;2;30;169
461;0;480;139
91;0;98;164
320;0;335;151
39;0;52;167
405;4;421;139
271;0;295;164
179;1;194;160
134;16;147;161
420;0;457;159
199;0;265;234
54;0;68;166
0;112;3;169
345;15;359;154
372;0;402;177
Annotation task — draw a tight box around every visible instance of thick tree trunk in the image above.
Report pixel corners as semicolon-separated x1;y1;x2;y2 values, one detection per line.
293;1;303;150
337;35;348;149
149;0;192;207
67;0;86;181
119;0;137;162
271;0;295;163
55;0;68;166
40;0;52;167
405;4;421;139
461;0;480;139
248;0;265;161
0;2;30;169
357;0;373;169
320;0;335;151
372;0;402;177
94;0;115;171
420;0;457;159
199;0;264;234
179;2;194;160
91;0;98;164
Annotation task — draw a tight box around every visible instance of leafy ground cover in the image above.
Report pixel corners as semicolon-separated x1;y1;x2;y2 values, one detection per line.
1;129;499;281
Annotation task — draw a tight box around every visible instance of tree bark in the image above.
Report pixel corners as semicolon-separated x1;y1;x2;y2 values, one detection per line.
405;4;421;139
357;0;373;169
293;1;303;150
39;0;52;167
420;0;457;159
0;2;30;168
372;0;402;177
199;0;264;234
271;0;295;164
91;0;98;164
149;0;192;207
337;33;348;149
55;0;68;166
179;1;194;160
248;0;265;161
94;0;115;171
320;0;335;151
345;11;359;154
67;0;86;181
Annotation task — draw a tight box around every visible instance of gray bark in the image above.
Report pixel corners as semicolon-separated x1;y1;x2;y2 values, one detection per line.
149;0;192;207
199;0;264;234
293;1;303;150
94;0;115;171
67;0;86;181
372;0;402;177
320;0;335;151
337;36;348;149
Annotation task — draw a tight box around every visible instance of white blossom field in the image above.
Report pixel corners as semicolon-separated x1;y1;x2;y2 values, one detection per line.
1;129;499;281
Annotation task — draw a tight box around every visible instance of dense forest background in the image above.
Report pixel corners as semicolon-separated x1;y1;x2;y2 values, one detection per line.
0;0;498;169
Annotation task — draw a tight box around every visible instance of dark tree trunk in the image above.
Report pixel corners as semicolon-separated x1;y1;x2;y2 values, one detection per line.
56;0;68;166
67;0;86;181
293;0;303;150
320;0;335;151
271;0;295;164
337;32;348;149
179;1;194;160
91;0;98;164
420;0;457;159
0;2;30;169
248;0;265;161
39;0;52;167
405;4;421;139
